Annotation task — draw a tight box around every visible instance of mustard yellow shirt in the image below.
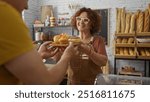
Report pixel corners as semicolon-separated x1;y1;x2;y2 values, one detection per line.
0;1;34;84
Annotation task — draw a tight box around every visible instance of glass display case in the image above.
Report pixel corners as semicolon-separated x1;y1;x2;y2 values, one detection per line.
94;74;150;85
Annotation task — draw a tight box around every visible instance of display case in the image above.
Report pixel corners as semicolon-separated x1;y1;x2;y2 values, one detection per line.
94;74;150;85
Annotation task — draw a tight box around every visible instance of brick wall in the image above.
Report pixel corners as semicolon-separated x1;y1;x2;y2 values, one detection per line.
25;0;150;75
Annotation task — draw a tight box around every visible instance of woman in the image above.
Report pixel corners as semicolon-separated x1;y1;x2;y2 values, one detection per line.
68;7;108;84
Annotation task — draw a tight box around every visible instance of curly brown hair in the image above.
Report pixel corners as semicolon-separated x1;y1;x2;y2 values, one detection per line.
71;7;101;35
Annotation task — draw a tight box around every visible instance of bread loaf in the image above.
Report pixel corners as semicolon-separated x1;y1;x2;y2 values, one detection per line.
116;8;121;33
116;48;120;54
127;38;134;43
124;48;129;55
140;48;146;56
129;48;134;55
129;13;136;33
122;38;128;43
135;10;140;32
121;8;126;33
145;49;150;56
137;12;144;32
143;9;150;32
116;38;122;43
120;48;124;55
125;13;131;33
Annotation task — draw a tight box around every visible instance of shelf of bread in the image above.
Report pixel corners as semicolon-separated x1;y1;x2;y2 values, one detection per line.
118;66;143;84
115;47;136;58
115;37;135;47
137;49;150;59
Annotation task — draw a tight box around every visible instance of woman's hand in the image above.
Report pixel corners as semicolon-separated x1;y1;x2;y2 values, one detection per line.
78;43;94;55
61;42;79;60
38;41;59;59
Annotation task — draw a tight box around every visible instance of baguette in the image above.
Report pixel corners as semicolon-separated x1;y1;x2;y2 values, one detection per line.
129;48;134;55
127;38;134;43
116;48;120;54
135;10;140;32
125;13;131;33
121;7;126;33
129;13;136;33
120;48;124;55
137;12;144;32
145;49;150;56
140;48;146;56
116;8;121;33
124;48;129;55
116;38;122;43
143;9;150;32
122;38;128;43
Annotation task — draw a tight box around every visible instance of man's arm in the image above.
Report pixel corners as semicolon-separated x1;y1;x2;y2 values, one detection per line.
4;47;73;84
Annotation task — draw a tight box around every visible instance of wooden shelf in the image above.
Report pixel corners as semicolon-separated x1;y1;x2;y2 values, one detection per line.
115;43;135;47
115;33;135;37
137;56;150;60
136;32;150;37
136;43;150;47
115;54;136;59
119;71;143;76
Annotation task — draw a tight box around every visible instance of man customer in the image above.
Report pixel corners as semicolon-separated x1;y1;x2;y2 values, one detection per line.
0;0;78;84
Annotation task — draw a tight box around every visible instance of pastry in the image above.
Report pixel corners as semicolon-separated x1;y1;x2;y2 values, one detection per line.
68;36;81;44
53;33;69;44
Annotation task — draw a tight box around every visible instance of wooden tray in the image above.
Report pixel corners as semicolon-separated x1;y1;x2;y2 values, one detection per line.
49;43;68;47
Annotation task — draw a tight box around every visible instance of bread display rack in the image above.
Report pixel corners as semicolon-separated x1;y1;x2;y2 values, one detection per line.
114;5;150;76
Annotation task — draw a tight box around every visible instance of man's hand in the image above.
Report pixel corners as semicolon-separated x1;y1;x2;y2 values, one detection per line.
38;41;59;59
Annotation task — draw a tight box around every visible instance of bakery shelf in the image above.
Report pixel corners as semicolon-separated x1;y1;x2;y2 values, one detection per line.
118;70;143;77
115;54;136;59
115;43;135;47
136;43;150;47
115;33;135;37
136;32;150;37
137;56;150;60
